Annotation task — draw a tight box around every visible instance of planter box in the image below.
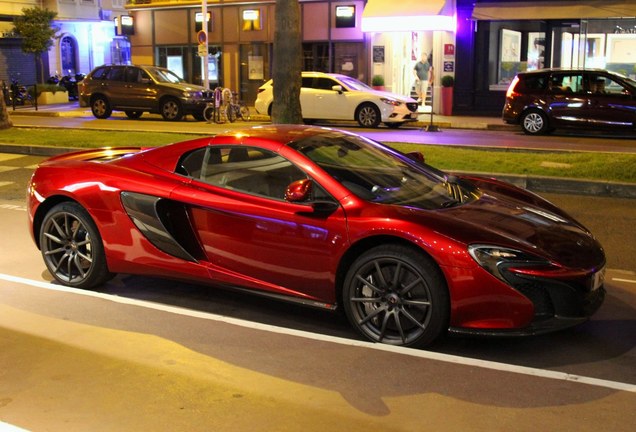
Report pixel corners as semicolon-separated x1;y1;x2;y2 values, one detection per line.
37;91;69;105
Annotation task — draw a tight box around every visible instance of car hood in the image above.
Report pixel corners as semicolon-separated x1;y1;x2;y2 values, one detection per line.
160;82;207;93
434;193;605;268
365;89;417;103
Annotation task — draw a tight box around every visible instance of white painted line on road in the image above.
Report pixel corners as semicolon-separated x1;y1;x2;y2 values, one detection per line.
0;421;30;432
0;203;26;211
1;272;635;394
612;278;636;284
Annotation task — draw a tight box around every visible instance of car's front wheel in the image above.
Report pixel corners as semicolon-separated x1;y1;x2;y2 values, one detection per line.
343;244;449;348
40;202;114;289
356;103;381;128
521;109;549;135
160;97;183;121
90;96;112;119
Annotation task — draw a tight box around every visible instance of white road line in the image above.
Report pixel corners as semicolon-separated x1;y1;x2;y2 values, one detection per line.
612;278;636;284
1;272;635;394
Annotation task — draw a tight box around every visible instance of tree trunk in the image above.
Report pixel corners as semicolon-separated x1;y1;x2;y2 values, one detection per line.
272;0;303;124
0;88;13;130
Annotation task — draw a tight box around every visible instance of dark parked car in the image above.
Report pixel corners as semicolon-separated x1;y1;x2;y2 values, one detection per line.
502;68;636;135
79;64;212;121
28;125;606;348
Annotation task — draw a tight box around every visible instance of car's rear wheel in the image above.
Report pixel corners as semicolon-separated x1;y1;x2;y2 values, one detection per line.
521;109;549;135
343;244;449;348
160;97;183;121
40;202;114;289
90;96;112;119
125;110;143;119
356;103;381;128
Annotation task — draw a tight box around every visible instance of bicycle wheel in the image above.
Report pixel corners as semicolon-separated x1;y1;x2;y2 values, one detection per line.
226;104;237;123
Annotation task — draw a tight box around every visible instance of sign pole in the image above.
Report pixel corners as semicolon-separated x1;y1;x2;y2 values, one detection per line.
201;0;209;90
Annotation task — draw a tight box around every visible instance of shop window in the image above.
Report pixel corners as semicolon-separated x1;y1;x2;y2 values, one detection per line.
335;5;356;28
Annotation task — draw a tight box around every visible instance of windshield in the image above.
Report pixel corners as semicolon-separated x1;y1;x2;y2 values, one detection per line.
289;132;480;210
338;76;373;91
147;67;186;84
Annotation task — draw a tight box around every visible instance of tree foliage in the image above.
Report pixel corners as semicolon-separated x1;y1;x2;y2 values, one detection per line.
272;0;303;124
13;7;59;83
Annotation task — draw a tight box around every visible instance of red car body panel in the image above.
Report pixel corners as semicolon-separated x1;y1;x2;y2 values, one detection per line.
27;126;605;336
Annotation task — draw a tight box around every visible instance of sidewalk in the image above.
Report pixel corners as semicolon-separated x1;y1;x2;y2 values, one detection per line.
7;101;514;131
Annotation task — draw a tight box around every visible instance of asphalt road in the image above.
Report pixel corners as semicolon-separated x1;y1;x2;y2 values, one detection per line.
1;150;635;431
1;113;635;431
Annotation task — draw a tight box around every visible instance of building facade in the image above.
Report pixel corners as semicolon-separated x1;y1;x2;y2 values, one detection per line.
1;0;128;85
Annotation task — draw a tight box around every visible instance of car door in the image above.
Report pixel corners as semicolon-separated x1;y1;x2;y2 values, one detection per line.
102;66;128;107
585;73;636;129
302;77;351;120
170;145;349;305
122;66;157;110
546;72;588;127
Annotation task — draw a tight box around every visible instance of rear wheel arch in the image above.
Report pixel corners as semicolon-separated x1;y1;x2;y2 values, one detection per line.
32;195;76;249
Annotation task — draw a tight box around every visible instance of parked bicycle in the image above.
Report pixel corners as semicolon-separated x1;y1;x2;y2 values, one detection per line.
203;87;250;123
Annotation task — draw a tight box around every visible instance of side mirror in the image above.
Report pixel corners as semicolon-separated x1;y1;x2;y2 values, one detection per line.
285;179;339;214
332;85;344;94
406;151;425;164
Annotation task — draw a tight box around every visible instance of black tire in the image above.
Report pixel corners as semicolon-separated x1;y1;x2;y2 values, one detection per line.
192;112;205;121
125;110;143;119
91;95;112;119
521;109;549;135
356;103;381;128
343;244;449;348
40;202;114;289
160;97;183;121
203;105;215;122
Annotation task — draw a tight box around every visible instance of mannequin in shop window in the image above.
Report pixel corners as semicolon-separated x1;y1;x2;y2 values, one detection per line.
413;52;432;104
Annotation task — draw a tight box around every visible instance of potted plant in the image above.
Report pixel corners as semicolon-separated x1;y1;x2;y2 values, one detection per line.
440;75;454;116
371;75;385;91
34;83;68;105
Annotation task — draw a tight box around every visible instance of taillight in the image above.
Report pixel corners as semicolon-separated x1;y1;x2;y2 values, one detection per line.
506;76;520;98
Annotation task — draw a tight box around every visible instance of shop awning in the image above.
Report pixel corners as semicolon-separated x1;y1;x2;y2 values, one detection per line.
472;0;636;20
361;0;456;32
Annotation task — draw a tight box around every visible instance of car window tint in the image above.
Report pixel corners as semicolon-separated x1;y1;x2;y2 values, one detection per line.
590;74;626;95
549;74;583;94
200;146;307;200
315;78;337;90
105;67;125;82
125;67;143;83
175;148;207;178
91;67;110;80
517;75;546;92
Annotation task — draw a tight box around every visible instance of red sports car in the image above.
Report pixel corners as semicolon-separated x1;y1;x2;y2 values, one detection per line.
27;125;606;347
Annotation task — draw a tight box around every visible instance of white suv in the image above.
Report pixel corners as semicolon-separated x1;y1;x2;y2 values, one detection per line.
254;71;419;128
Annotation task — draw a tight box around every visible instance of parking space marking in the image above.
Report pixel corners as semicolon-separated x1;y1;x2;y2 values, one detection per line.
1;272;634;394
0;166;19;173
0;154;22;162
612;277;636;284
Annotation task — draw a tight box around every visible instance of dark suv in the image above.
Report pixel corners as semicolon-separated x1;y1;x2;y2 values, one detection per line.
79;65;212;121
502;68;636;135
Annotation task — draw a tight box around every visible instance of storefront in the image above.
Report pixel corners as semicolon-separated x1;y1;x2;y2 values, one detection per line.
361;0;457;112
455;0;636;114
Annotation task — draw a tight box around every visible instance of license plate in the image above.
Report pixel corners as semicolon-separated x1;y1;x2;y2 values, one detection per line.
592;267;606;291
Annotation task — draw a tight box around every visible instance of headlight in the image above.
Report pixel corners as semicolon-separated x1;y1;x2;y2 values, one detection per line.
468;245;549;283
380;98;402;106
183;91;203;99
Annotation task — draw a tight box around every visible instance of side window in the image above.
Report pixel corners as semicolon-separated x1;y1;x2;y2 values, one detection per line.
549;74;583;94
200;146;308;200
91;67;109;80
589;74;627;96
301;77;314;88
175;148;207;178
125;67;142;83
517;75;546;92
105;67;125;82
316;78;337;90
